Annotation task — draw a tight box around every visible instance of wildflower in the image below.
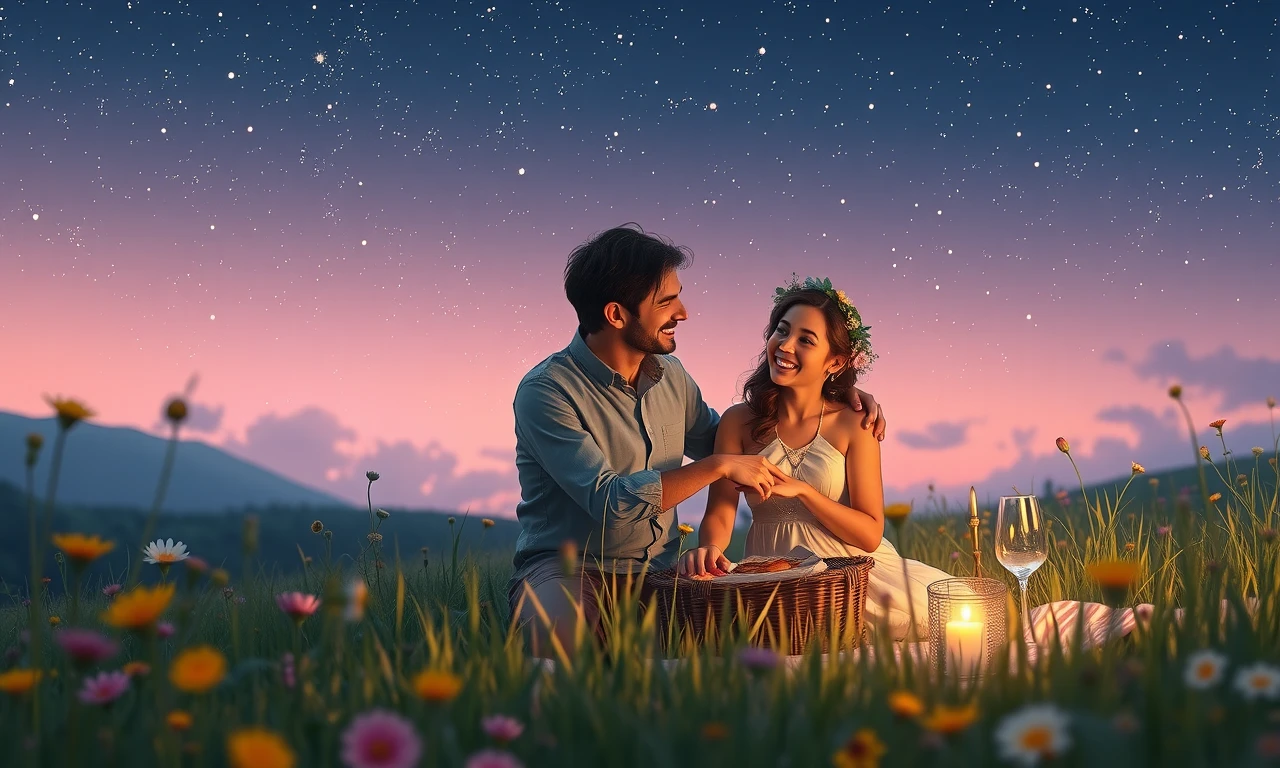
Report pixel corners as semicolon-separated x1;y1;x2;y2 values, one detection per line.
367;532;383;543
186;556;208;574
1200;446;1211;460
1124;542;1136;553
168;710;194;731
26;432;44;451
366;470;380;482
463;750;524;768
55;628;118;666
922;703;978;735
937;525;948;534
377;508;391;520
0;669;41;695
1055;437;1070;454
142;539;190;574
52;533;115;565
737;646;781;671
1269;396;1277;410
412;669;463;703
169;645;228;694
157;622;175;639
883;503;912;523
1255;447;1266;457
339;709;423;768
1234;663;1280;701
101;583;175;630
1156;525;1171;537
45;395;95;429
123;661;151;677
447;516;456;525
1168;385;1182;399
227;728;296;768
1131;462;1145;475
888;690;924;718
1239;474;1250;487
211;568;230;587
222;587;236;600
1209;419;1227;431
832;728;886;768
276;592;321;624
1185;649;1228;689
78;670;130;706
481;715;524;744
950;551;960;561
1208;492;1223;503
49;615;61;627
1086;560;1139;589
701;721;729;740
677;523;694;536
312;520;324;533
165;398;188;424
994;703;1072;767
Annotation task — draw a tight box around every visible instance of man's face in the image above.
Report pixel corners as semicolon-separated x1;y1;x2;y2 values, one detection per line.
623;270;687;355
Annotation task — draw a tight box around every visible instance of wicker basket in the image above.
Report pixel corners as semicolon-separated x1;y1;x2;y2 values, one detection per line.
643;556;874;656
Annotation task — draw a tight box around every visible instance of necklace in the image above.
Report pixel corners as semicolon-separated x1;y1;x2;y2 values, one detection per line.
776;405;825;473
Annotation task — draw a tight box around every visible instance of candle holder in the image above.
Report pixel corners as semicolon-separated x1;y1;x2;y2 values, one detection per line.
927;577;1008;681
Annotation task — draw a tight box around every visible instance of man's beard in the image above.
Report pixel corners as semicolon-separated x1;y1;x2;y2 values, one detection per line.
624;320;676;355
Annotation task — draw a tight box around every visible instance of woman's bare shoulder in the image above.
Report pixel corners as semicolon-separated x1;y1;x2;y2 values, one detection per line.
721;402;756;426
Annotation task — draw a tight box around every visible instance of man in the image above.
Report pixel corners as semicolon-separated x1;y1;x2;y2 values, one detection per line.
509;224;887;656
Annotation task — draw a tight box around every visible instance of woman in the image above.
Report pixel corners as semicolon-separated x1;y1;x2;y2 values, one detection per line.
679;276;1140;647
679;276;943;639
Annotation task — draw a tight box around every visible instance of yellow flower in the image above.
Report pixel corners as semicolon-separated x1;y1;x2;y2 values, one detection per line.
678;523;695;536
1131;462;1145;475
101;583;175;630
52;533;116;565
883;503;912;522
226;727;296;768
0;669;41;695
888;690;924;718
832;728;886;768
44;395;95;429
481;518;495;528
1086;560;1140;589
412;669;463;702
167;710;194;731
922;703;979;735
169;646;228;694
835;290;850;304
1200;446;1211;460
48;615;61;627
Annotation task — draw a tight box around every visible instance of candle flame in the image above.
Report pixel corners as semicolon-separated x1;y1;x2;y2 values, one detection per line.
960;604;971;621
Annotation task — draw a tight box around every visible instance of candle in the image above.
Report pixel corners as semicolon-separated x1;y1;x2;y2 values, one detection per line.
945;603;985;677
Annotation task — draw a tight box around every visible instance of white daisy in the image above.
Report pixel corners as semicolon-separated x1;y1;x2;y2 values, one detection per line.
1184;649;1228;689
994;703;1072;767
1233;662;1280;701
142;538;190;566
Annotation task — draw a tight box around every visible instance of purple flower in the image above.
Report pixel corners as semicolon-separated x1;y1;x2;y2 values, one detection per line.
481;715;525;744
464;750;525;768
156;622;176;640
1156;525;1172;537
737;646;781;671
78;671;130;706
101;583;123;599
340;709;423;768
55;629;119;666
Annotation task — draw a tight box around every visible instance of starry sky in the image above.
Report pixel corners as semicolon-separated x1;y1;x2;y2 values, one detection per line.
1;0;1277;517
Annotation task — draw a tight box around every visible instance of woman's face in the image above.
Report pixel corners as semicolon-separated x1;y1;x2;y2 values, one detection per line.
765;304;843;387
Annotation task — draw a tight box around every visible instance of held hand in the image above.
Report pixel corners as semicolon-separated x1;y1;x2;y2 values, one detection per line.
718;455;788;500
850;387;887;441
678;545;731;577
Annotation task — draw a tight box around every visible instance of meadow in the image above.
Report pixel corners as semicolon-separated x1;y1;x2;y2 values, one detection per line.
2;390;1278;767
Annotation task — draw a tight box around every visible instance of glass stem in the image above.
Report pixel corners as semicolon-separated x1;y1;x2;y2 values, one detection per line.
1019;578;1036;647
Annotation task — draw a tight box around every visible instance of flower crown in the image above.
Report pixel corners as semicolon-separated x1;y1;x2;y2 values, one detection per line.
773;274;877;376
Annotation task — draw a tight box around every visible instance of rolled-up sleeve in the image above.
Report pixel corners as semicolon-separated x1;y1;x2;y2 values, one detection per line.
679;366;720;461
514;378;664;522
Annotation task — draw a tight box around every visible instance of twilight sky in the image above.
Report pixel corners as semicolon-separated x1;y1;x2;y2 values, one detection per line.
1;0;1277;517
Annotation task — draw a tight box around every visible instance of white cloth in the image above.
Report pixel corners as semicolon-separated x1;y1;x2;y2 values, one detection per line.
744;432;1141;648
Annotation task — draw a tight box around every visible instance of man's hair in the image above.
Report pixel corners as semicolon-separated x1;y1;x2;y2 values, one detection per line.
563;224;692;334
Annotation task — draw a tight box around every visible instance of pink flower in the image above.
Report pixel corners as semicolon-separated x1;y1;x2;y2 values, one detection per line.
275;592;321;622
340;709;423;768
55;629;119;666
78;671;130;706
464;750;524;768
101;584;122;599
481;715;525;744
156;622;176;639
737;646;780;671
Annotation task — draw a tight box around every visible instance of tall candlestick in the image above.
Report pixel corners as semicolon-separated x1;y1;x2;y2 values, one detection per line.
969;486;982;578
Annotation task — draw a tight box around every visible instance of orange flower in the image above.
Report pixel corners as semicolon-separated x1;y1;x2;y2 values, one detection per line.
1086;560;1140;589
922;703;978;735
1055;437;1070;454
1131;462;1145;475
1209;493;1223;504
169;646;227;694
888;690;924;718
1209;419;1227;430
101;583;175;630
412;669;462;702
52;533;115;565
167;710;194;731
0;669;41;695
123;661;151;677
226;728;295;768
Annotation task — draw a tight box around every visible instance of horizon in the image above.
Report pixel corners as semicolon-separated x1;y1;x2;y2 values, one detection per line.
2;0;1276;518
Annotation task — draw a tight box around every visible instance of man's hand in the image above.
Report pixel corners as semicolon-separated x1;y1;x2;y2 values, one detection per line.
849;387;887;441
679;545;732;577
717;454;788;500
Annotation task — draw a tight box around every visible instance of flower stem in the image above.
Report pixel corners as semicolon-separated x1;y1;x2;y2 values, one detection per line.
130;424;181;587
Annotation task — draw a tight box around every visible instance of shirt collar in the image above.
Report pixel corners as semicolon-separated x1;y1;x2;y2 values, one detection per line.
569;330;665;390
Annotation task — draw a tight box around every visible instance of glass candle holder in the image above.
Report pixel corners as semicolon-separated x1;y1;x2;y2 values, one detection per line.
927;578;1008;681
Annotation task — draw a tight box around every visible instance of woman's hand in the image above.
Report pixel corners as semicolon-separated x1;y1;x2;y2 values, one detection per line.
737;472;808;499
678;545;732;577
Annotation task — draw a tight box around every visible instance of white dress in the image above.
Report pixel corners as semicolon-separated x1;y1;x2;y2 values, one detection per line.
744;429;1144;647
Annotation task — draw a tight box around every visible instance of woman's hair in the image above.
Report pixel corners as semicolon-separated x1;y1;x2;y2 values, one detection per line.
563;224;691;334
741;289;857;445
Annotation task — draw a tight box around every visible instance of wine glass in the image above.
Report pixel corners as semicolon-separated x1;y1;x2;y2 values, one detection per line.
994;494;1048;648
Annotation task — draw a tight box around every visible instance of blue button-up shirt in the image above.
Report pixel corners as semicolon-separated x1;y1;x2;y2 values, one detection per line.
509;332;720;584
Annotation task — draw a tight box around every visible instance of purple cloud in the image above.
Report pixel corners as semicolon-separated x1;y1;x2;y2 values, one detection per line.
897;420;974;451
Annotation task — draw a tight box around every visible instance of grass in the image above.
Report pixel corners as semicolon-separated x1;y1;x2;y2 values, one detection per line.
1;390;1279;767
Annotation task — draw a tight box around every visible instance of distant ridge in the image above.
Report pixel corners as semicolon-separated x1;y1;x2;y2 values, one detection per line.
0;411;354;513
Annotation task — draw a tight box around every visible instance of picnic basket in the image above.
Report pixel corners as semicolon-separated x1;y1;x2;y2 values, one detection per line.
643;556;874;656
